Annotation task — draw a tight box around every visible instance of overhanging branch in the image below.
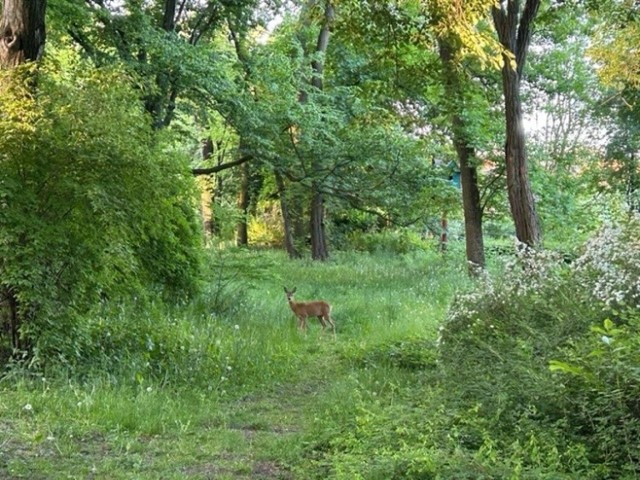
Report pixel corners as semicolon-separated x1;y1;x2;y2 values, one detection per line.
191;155;252;176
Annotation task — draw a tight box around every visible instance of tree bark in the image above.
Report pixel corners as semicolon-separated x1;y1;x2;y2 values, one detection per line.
438;40;486;270
307;1;334;261
0;0;46;67
492;0;542;247
310;182;327;260
275;170;301;259
236;160;250;247
162;0;177;32
458;142;485;269
200;138;215;236
145;0;179;129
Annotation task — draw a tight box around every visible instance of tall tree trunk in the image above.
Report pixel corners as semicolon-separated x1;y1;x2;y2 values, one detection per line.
162;0;177;31
200;137;215;236
236;160;250;247
307;1;334;261
226;25;254;248
310;182;327;260
500;66;540;245
493;0;542;247
457;140;485;269
275;170;301;259
0;0;46;67
438;40;486;270
145;0;178;129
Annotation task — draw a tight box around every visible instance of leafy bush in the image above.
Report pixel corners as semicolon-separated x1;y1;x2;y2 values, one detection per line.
550;312;640;477
0;60;202;364
572;216;640;308
347;229;428;255
436;216;640;477
343;336;437;371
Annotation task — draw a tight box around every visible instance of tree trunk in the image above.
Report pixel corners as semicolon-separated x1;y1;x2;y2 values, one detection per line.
144;0;178;129
236;160;250;247
275;170;301;259
291;195;306;244
0;0;46;353
306;1;334;261
457;140;486;269
440;215;448;252
438;40;486;270
493;0;542;247
162;0;177;32
310;183;328;260
0;0;46;67
501;65;541;246
200;137;215;236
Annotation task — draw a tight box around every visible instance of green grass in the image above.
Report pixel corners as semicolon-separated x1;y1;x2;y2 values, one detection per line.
0;247;469;479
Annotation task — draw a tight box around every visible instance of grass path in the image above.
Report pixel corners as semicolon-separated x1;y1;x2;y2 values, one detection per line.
0;340;354;479
1;250;456;478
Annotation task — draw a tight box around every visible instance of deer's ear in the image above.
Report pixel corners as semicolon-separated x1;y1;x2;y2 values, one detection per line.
292;287;297;293
283;286;288;293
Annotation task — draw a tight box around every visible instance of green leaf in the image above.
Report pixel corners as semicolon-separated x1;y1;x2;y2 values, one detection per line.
549;360;586;377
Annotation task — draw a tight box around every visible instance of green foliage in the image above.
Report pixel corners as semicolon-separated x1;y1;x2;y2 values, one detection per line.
550;310;640;477
346;229;430;255
572;215;640;308
343;335;437;371
0;58;202;361
4;0;640;475
5;238;640;478
435;217;640;477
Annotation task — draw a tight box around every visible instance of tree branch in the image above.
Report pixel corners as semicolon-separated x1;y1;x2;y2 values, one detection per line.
191;155;252;176
515;0;541;77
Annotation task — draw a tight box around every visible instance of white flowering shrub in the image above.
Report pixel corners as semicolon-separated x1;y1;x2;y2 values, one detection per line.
572;214;640;309
439;240;578;349
436;218;640;476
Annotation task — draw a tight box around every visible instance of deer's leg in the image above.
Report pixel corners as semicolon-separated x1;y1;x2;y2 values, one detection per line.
324;314;336;337
317;315;327;330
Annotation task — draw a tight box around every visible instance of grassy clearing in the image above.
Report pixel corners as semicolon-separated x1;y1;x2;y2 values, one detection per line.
0;247;468;479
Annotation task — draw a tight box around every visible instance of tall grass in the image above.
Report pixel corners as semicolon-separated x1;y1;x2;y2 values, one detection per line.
8;229;639;478
1;245;469;479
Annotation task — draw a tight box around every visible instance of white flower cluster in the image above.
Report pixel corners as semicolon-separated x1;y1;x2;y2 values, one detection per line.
503;241;565;297
438;269;498;346
440;240;569;346
572;216;640;309
440;217;640;349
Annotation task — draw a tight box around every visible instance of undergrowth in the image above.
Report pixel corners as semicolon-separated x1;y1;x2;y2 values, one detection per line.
2;218;639;479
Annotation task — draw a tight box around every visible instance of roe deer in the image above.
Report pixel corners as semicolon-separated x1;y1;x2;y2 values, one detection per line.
284;287;336;337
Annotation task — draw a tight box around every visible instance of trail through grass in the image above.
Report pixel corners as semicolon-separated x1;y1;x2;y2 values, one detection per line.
0;248;467;479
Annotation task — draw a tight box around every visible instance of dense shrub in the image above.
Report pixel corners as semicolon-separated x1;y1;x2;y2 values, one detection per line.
437;215;640;477
0;61;202;364
347;229;429;255
551;311;640;477
572;216;640;308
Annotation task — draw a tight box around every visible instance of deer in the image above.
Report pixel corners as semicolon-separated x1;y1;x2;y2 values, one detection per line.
284;287;336;337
